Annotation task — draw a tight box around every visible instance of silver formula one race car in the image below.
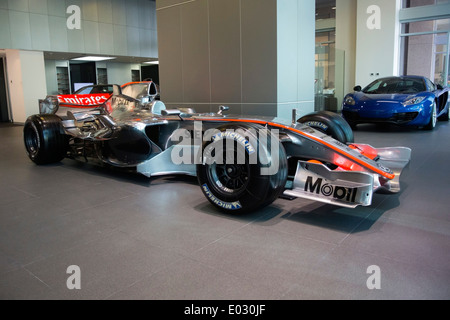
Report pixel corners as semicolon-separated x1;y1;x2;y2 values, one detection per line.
24;84;411;213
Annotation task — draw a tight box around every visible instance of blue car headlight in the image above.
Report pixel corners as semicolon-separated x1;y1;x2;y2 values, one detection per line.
344;96;355;106
403;96;425;106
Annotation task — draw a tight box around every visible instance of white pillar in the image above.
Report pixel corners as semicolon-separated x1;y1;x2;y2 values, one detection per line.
277;0;315;119
5;49;47;123
354;0;401;87
336;0;357;101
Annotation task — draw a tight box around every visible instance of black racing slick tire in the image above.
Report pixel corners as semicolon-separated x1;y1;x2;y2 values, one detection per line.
298;111;354;144
23;114;68;164
197;123;288;214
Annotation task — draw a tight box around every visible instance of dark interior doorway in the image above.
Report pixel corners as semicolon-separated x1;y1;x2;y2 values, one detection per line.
0;57;10;122
141;65;159;85
69;61;96;93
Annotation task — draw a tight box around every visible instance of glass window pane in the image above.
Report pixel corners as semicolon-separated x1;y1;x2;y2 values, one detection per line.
401;31;448;87
402;19;450;34
436;19;450;31
403;0;450;8
448;50;450;86
316;0;336;20
434;51;447;85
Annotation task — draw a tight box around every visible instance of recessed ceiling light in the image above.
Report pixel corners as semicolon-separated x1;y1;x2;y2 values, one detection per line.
72;56;116;62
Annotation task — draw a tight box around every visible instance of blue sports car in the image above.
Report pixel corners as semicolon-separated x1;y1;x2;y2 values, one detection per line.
342;76;449;130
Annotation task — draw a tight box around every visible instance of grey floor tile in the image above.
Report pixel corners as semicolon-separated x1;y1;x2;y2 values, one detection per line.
283;245;450;300
0;209;117;266
188;224;336;294
0;121;449;300
21;231;186;300
0;267;53;300
108;257;283;300
340;215;450;273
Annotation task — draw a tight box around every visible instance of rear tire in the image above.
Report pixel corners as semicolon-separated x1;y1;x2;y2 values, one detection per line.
24;114;68;164
438;106;449;122
197;123;288;214
298;111;354;144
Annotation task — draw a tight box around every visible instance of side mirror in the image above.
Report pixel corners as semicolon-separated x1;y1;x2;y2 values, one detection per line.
353;85;362;92
161;109;181;116
161;108;183;121
218;105;229;115
437;84;443;90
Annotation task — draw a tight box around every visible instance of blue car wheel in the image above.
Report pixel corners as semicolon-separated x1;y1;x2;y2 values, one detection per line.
424;100;437;130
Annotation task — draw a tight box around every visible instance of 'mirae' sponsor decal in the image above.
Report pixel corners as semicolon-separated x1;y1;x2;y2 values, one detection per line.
304;176;358;203
58;94;109;105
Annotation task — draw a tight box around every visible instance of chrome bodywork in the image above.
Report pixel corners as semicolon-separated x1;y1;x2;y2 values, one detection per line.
39;82;159;117
53;89;411;209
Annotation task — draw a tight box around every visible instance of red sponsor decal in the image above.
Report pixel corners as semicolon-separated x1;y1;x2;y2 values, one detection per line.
57;93;110;107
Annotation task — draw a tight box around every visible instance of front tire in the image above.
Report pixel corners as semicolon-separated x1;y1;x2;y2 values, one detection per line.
298;111;354;144
424;100;437;130
197;123;288;214
24;114;68;164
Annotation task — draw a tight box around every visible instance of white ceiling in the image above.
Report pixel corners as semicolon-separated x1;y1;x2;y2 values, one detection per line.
43;51;158;64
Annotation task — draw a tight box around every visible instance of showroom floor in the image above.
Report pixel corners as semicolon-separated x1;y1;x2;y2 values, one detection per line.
0;120;449;300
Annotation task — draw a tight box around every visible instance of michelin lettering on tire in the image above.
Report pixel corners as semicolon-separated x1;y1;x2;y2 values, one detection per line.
169;122;281;175
30;122;41;158
212;130;256;154
203;128;257;166
206;127;280;176
304;121;329;131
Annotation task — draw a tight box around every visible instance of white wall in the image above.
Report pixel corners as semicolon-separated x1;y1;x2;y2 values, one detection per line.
44;59;57;95
105;62;141;85
5;49;47;123
336;0;357;95
0;0;158;59
355;0;401;87
21;51;47;119
277;0;315;119
5;49;24;122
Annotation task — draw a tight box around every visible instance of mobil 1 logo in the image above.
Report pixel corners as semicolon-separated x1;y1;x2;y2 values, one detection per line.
305;176;358;203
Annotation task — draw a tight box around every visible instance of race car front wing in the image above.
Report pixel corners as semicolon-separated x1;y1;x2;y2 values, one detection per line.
283;146;411;208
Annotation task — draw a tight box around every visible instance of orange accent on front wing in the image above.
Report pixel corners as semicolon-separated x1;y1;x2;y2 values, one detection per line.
187;117;396;180
349;144;379;160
